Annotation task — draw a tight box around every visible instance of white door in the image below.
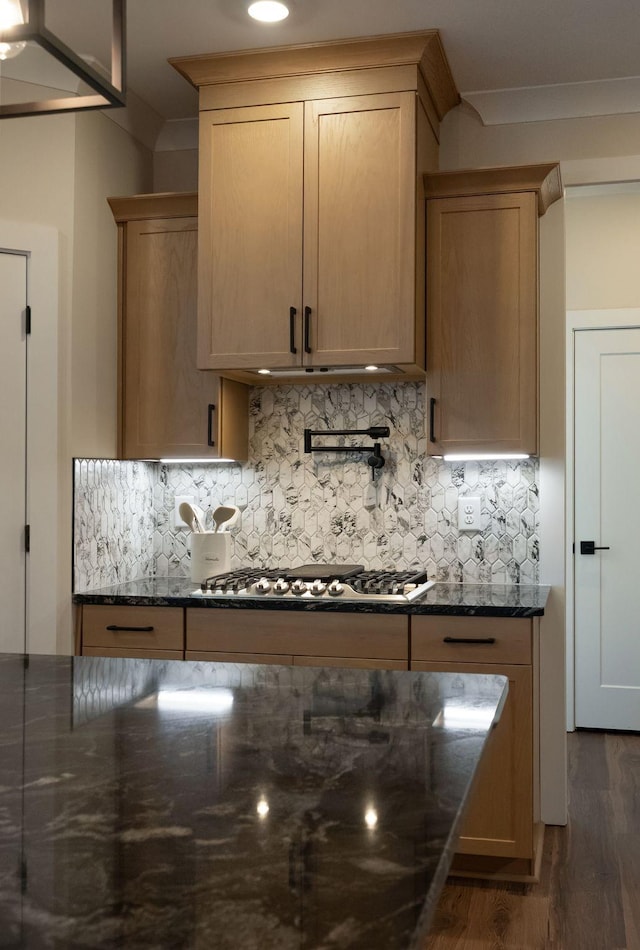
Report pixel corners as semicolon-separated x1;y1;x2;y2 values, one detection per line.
0;251;28;653
575;327;640;730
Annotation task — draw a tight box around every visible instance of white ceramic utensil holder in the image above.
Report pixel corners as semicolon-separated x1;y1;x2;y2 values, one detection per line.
190;532;231;583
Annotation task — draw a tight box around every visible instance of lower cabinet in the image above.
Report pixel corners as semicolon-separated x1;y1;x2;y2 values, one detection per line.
411;615;538;879
77;603;539;877
79;605;185;660
185;609;409;669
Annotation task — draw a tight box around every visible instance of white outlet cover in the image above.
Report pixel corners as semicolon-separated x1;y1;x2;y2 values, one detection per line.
174;495;194;529
457;495;481;531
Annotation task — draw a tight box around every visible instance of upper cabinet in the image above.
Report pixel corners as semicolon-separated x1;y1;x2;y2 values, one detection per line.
171;31;460;384
423;164;562;457
108;193;249;461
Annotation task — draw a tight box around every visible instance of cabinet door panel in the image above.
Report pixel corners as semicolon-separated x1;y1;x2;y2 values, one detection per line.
199;103;304;369
413;660;533;859
426;191;538;455
124;216;222;459
304;92;416;366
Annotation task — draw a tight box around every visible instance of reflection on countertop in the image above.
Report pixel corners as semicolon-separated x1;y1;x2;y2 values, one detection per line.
1;653;507;950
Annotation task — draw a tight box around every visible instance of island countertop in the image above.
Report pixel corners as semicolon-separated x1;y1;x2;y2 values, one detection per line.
0;653;507;949
73;577;549;617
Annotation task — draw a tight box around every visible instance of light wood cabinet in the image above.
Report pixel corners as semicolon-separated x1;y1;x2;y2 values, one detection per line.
108;193;249;460
171;32;460;384
411;615;538;878
186;609;409;668
424;163;562;457
80;604;185;660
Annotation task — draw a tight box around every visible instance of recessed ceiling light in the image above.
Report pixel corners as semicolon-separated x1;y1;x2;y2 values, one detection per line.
248;1;289;22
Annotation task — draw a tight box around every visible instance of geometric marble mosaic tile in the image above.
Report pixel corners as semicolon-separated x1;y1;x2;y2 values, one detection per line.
73;458;156;592
74;382;540;590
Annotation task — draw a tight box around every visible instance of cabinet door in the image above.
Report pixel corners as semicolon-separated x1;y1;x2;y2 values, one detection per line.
303;92;416;367
122;215;240;460
426;191;538;455
413;659;533;860
198;103;304;369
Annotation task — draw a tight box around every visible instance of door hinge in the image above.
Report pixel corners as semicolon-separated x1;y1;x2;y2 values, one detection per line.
25;305;32;335
25;524;30;553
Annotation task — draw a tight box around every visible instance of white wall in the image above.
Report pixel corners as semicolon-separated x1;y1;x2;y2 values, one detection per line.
0;108;152;653
565;186;640;310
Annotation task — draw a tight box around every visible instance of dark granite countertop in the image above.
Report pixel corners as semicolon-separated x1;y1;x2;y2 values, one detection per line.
0;653;507;950
73;577;550;617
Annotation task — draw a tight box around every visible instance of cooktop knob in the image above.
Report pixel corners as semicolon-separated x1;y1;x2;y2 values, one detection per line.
291;579;307;595
273;578;290;594
254;577;272;594
310;579;327;595
327;579;344;596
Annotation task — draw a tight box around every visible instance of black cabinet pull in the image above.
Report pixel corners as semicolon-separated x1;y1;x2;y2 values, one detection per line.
289;306;297;354
443;636;496;645
429;397;436;443
207;403;216;447
579;541;611;555
106;625;154;633
304;306;312;354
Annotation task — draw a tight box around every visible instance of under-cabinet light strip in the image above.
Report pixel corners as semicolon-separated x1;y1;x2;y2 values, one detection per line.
438;453;531;462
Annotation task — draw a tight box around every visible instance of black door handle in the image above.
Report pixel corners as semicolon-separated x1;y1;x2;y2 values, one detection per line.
580;541;610;555
289;306;297;354
429;397;436;443
207;404;216;447
304;306;312;354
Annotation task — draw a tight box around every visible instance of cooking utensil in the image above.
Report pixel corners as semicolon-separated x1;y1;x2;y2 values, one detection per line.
212;505;240;532
179;502;205;532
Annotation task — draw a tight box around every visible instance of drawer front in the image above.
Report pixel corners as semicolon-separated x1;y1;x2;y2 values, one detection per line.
82;605;184;652
186;609;409;660
185;651;293;665
293;655;407;671
83;646;184;661
411;616;532;665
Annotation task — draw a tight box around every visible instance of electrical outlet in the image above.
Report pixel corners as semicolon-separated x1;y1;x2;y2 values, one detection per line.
457;496;481;531
174;495;194;529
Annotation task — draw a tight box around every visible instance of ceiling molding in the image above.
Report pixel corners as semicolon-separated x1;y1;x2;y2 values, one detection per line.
463;76;640;126
155;117;199;152
101;87;165;151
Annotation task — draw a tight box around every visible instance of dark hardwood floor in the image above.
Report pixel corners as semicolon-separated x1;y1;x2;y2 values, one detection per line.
426;730;640;950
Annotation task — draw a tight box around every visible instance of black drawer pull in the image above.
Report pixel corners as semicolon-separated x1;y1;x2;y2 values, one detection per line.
106;625;154;633
443;636;496;645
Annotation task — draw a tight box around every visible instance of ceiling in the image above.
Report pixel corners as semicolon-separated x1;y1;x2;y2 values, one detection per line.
121;0;640;124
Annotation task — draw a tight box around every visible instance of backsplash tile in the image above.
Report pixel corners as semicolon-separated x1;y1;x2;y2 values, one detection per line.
74;383;540;590
73;459;156;592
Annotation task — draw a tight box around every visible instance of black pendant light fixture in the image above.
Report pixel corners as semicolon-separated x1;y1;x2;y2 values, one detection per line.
0;0;125;118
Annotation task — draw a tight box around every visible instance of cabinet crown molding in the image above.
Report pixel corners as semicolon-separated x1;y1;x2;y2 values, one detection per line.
170;30;459;122
107;192;198;223
423;163;563;216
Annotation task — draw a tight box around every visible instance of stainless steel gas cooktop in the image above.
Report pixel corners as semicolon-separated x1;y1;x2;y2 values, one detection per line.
194;564;435;603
